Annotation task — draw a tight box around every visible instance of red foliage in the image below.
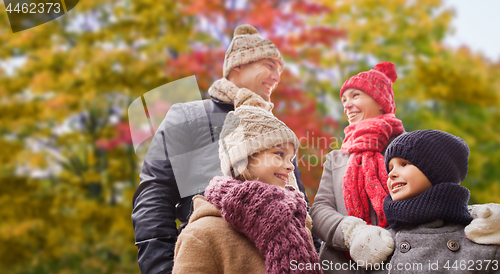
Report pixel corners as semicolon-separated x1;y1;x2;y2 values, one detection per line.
291;2;332;15
273;82;340;202
165;50;225;92
96;122;134;151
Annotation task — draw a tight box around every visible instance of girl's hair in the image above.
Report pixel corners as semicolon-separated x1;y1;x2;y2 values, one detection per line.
231;154;259;182
234;169;255;182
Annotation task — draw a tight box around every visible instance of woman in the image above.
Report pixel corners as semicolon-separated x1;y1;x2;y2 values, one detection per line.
311;62;405;273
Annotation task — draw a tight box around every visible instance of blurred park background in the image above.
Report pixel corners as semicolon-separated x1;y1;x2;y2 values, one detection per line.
1;0;499;272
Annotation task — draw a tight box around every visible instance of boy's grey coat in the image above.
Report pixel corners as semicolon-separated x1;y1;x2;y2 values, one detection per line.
310;142;499;274
387;220;500;274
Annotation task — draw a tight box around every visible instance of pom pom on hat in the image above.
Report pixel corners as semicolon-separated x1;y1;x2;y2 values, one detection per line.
223;24;284;78
340;61;398;114
374;62;397;83
234;24;259;36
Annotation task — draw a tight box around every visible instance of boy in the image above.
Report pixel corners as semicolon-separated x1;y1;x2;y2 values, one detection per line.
382;130;499;273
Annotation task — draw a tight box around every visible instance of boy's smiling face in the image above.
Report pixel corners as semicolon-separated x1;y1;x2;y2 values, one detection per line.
387;157;433;201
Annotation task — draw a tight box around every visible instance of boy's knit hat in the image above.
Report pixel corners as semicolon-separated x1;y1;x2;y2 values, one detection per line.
219;106;299;184
223;24;284;78
385;130;469;185
340;62;398;114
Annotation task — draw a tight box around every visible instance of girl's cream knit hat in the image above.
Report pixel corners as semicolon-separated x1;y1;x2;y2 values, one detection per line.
219;106;299;186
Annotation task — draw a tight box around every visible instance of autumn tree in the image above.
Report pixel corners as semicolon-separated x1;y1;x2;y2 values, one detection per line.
0;0;343;272
399;46;500;203
1;0;498;272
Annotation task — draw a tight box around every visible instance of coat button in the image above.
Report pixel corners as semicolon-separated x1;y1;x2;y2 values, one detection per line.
399;241;411;253
447;240;460;251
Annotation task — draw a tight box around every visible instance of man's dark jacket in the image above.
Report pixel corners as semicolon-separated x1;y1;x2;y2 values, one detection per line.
131;98;311;274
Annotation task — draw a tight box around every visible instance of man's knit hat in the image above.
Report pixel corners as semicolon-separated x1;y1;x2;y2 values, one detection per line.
385;130;470;185
223;24;284;78
219;106;299;183
340;62;398;114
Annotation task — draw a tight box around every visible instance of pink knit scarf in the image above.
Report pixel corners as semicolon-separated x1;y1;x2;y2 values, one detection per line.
205;176;320;274
341;114;404;227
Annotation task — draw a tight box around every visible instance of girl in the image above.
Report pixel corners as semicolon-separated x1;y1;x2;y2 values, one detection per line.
172;105;321;274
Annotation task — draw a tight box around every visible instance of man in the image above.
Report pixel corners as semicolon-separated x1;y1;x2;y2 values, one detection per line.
131;24;312;274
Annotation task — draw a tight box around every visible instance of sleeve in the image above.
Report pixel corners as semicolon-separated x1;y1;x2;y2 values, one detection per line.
131;104;186;274
310;153;348;251
293;157;323;251
173;230;219;274
293;157;310;205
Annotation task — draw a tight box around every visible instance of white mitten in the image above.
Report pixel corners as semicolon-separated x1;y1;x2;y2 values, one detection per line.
465;203;500;245
341;216;394;267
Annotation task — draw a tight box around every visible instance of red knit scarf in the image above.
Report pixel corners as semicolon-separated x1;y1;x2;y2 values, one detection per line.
341;114;404;228
205;176;320;274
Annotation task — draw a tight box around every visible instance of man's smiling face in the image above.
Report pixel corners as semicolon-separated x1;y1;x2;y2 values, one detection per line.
228;58;282;102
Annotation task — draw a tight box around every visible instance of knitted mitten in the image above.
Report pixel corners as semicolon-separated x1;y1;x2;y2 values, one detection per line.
341;216;394;267
205;176;320;274
465;203;500;245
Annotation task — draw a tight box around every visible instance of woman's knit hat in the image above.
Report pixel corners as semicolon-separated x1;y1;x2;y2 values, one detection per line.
223;24;285;78
340;62;398;114
219;106;299;184
385;130;470;185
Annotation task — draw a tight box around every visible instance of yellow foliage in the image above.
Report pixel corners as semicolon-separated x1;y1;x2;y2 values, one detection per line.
412;47;500;106
470;183;500;204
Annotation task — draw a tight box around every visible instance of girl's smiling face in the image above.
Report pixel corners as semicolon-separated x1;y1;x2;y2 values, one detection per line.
341;88;384;124
247;142;295;187
387;157;433;201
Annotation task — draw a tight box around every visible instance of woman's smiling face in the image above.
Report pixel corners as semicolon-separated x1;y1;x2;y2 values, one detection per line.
341;88;384;124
